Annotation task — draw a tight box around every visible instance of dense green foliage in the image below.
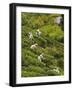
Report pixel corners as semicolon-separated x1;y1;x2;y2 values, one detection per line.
21;12;64;77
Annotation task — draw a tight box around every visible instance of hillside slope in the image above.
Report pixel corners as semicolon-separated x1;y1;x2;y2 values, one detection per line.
21;13;64;77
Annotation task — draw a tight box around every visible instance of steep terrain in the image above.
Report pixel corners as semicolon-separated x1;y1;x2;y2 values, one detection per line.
21;13;64;77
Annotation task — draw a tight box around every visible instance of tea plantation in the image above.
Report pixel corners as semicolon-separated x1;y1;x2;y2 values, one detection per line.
21;13;64;77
